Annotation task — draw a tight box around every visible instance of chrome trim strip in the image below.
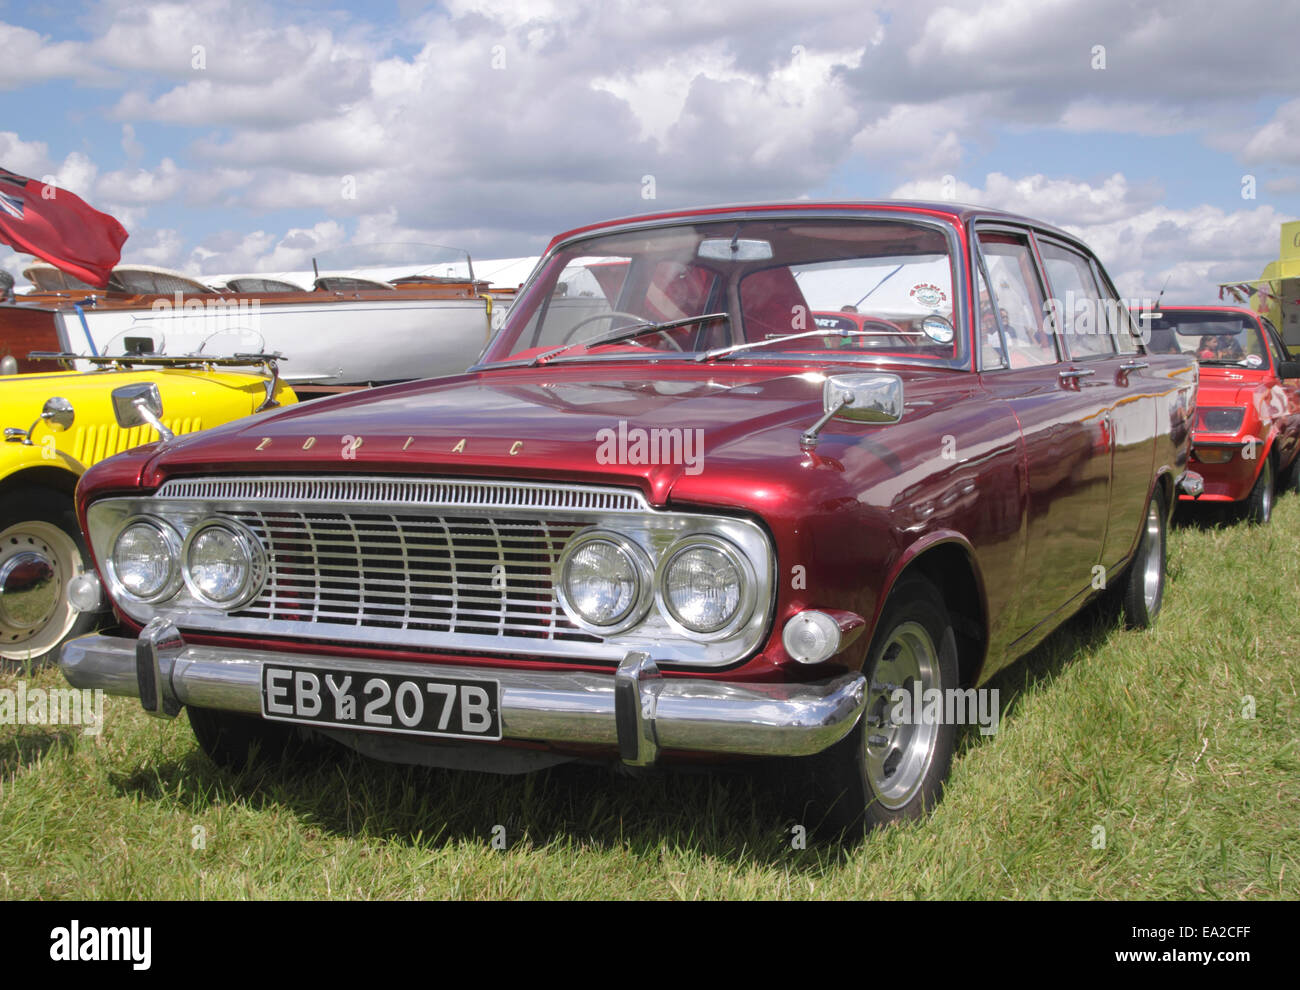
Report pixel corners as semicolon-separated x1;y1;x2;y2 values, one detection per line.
61;633;866;761
154;476;649;513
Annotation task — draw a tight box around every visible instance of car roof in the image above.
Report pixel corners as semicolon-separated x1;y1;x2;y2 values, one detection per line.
544;200;1082;254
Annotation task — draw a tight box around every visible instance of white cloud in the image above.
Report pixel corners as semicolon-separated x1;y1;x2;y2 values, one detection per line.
891;171;1292;303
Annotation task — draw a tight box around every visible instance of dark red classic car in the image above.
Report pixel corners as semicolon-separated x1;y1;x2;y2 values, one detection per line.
1142;305;1300;522
60;202;1198;831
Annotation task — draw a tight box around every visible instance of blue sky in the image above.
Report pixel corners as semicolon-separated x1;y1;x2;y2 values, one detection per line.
2;0;1298;301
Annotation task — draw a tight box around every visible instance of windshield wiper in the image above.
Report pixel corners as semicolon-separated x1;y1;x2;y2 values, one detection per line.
696;327;923;362
529;312;730;366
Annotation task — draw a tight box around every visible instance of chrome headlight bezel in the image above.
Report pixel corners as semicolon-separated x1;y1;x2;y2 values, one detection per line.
655;534;756;641
106;516;183;604
554;528;654;635
181;518;266;610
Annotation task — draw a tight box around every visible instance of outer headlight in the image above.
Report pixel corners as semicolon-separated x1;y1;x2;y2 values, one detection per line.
657;536;753;637
556;530;652;634
110;518;181;603
1197;407;1245;434
183;520;264;609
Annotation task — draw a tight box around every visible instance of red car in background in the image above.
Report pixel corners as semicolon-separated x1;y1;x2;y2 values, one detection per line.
1142;305;1300;522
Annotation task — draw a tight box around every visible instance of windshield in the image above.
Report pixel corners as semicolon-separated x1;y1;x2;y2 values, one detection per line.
1144;311;1269;369
480;217;966;368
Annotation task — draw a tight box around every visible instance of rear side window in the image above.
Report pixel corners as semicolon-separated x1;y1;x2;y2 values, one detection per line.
1038;241;1116;359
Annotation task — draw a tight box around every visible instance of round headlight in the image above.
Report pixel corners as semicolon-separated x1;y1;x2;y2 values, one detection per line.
111;519;180;602
183;520;262;608
658;537;751;636
556;531;651;634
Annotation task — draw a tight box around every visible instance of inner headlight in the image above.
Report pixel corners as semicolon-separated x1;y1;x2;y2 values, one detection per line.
556;531;652;633
110;518;180;602
658;537;752;636
183;520;263;608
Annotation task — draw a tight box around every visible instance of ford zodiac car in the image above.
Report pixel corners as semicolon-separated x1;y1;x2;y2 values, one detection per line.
59;202;1198;830
1142;305;1300;523
1;352;296;666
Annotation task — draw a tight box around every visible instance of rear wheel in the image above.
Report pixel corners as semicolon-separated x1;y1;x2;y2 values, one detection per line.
805;575;959;833
0;489;99;668
1242;456;1274;525
1119;486;1167;629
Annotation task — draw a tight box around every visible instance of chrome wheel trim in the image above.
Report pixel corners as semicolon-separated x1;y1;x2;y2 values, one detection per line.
1141;498;1164;613
0;519;83;661
1259;460;1273;522
863;620;941;810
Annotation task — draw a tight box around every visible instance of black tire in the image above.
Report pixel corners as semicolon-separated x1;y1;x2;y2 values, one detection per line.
804;575;959;833
1242;456;1274;525
1119;486;1167;629
0;488;101;668
187;706;300;771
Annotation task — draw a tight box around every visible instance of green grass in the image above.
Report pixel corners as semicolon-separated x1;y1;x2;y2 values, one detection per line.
2;498;1298;900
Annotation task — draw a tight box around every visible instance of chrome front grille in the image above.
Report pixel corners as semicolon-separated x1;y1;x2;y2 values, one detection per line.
228;508;595;642
86;476;775;667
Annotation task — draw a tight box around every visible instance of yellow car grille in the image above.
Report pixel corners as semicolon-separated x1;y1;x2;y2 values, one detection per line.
72;418;203;465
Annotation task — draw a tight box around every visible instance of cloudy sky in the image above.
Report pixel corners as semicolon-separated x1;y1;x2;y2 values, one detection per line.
1;0;1298;300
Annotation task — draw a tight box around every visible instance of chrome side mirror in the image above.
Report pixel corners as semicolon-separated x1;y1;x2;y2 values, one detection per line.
800;373;904;450
41;396;74;431
111;382;174;440
823;373;905;424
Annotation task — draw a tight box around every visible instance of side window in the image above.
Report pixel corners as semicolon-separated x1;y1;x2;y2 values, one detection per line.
1261;317;1292;364
976;231;1058;368
1261;319;1289;372
1038;241;1116;359
1092;261;1140;354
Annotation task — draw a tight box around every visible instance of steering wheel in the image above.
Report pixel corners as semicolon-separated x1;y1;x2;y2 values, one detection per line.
560;310;684;351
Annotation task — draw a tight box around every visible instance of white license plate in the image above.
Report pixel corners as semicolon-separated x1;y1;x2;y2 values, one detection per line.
261;664;502;741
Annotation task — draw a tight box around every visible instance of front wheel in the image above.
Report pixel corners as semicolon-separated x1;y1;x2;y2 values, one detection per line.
1118;486;1167;629
187;706;299;771
805;575;959;833
0;489;100;668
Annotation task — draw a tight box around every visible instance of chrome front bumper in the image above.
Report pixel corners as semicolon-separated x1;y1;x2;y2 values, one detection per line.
59;619;867;766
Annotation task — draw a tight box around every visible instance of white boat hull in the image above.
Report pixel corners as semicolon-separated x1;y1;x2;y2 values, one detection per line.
58;296;495;385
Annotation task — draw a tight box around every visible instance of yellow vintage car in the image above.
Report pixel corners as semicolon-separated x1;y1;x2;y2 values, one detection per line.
0;354;296;665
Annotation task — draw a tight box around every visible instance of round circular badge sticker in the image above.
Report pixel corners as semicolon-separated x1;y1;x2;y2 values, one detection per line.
909;282;948;310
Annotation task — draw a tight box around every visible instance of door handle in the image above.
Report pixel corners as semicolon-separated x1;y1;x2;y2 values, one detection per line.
1059;368;1096;380
1119;361;1149;372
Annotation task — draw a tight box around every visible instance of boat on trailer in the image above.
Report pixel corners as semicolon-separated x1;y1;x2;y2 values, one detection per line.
1;246;535;395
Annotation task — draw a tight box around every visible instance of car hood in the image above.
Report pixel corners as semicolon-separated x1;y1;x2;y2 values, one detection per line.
141;362;978;505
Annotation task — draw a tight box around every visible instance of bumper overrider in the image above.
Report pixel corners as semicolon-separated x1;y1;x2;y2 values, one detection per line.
59;618;868;766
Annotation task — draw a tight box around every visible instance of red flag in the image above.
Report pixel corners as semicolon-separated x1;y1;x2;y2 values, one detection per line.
0;166;128;288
